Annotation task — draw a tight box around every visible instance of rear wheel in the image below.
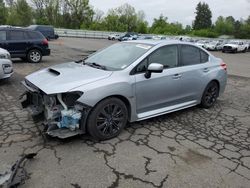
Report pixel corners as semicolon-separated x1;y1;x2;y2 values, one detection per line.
201;81;219;108
27;49;42;63
87;98;128;140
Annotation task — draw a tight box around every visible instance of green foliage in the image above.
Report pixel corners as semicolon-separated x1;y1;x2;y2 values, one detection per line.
191;29;218;38
7;0;32;26
0;0;7;24
150;15;184;35
215;16;234;35
193;2;212;30
1;1;250;39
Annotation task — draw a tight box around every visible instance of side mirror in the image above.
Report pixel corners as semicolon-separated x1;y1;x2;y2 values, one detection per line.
144;63;164;79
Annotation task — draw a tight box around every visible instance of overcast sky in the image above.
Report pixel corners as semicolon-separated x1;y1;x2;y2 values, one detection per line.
89;0;250;26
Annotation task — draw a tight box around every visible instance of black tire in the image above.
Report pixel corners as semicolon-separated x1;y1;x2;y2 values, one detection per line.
243;48;247;53
27;49;42;63
87;98;128;140
201;81;219;108
112;37;115;40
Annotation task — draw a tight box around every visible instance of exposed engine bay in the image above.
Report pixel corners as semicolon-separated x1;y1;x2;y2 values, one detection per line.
20;80;88;138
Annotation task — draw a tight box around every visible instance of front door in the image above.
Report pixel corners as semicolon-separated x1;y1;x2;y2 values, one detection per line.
134;45;184;116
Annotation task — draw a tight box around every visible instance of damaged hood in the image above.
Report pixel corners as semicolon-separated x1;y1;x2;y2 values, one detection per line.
25;62;112;94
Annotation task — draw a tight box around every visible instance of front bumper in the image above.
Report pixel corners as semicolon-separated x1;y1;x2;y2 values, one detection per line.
20;80;90;138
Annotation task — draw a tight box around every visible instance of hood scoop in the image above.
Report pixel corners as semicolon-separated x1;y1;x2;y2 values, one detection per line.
48;68;60;76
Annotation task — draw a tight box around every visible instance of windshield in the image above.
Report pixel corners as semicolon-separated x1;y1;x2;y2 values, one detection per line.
85;42;152;70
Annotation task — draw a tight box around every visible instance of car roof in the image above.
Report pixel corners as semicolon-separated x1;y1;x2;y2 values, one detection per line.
0;26;33;32
125;39;197;47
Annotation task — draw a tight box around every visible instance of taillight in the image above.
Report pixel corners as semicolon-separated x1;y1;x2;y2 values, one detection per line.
220;62;227;71
42;39;48;45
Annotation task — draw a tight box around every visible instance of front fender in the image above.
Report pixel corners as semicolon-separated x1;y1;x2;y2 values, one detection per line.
73;74;137;121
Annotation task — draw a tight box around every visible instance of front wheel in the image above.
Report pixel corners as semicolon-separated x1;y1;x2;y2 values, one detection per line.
201;81;219;108
87;98;128;140
27;49;42;63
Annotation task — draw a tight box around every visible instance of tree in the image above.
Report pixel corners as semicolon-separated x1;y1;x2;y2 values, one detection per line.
65;0;94;29
150;15;168;34
116;3;137;31
104;4;147;32
0;0;7;25
215;16;234;35
7;0;32;26
193;2;212;30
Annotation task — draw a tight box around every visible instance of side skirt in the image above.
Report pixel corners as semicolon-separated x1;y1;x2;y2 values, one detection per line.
137;100;198;121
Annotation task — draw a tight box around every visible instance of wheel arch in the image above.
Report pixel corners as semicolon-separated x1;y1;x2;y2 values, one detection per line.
26;46;42;56
210;79;220;92
94;95;132;121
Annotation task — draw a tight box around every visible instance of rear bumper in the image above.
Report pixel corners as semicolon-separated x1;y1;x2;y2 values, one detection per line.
42;48;51;56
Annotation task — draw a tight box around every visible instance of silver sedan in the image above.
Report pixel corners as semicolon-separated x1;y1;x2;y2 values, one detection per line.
21;40;227;140
0;48;13;80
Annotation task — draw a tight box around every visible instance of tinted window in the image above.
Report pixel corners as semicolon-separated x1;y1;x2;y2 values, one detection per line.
135;45;178;74
136;58;148;73
0;31;6;40
28;31;43;39
200;50;209;63
180;45;201;66
9;31;26;40
148;45;178;68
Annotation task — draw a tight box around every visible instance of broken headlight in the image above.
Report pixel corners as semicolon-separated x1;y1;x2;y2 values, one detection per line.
62;91;83;107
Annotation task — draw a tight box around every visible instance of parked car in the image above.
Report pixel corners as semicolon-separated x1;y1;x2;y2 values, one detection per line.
20;40;227;140
28;25;59;40
108;34;120;40
195;40;209;48
0;47;13;80
0;26;51;63
204;41;224;51
222;41;248;53
118;32;138;41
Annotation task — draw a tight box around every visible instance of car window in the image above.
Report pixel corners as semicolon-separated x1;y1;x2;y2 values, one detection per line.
136;58;148;73
200;50;209;63
9;31;26;40
148;45;178;68
180;45;201;66
0;31;7;41
28;31;44;39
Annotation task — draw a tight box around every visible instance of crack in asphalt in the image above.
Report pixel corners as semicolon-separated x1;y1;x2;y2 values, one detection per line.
0;58;250;187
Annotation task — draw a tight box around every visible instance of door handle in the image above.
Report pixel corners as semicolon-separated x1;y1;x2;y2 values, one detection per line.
203;68;210;73
172;73;182;79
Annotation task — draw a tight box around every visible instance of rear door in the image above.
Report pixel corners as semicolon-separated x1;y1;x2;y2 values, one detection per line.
7;30;29;57
177;44;211;102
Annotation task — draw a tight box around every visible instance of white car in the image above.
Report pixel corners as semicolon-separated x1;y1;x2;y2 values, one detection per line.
204;41;224;51
108;34;120;40
195;40;209;48
222;41;248;53
0;48;13;80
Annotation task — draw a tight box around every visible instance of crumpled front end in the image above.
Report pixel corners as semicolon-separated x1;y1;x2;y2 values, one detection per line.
20;79;90;138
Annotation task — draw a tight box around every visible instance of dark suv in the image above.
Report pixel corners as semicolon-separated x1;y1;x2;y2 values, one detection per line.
28;25;59;40
0;26;50;63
